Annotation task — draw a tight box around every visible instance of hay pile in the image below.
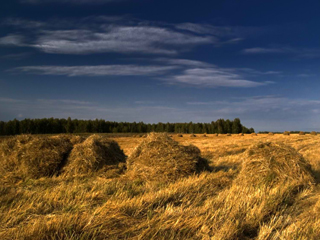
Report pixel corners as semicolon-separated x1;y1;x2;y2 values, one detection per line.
268;132;274;135
0;135;73;180
311;131;317;135
251;133;257;136
284;131;290;135
177;134;183;137
239;133;244;136
206;142;315;239
299;131;305;135
227;133;231;136
190;134;196;137
62;135;126;178
240;142;314;187
203;134;207;137
126;133;209;181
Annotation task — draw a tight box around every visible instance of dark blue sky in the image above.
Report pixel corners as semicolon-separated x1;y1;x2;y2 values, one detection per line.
1;0;320;131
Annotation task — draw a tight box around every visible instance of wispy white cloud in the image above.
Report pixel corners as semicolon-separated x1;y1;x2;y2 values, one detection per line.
13;65;178;76
32;27;214;55
187;96;320;114
242;47;285;54
12;59;276;89
163;67;271;88
154;58;215;68
0;34;25;46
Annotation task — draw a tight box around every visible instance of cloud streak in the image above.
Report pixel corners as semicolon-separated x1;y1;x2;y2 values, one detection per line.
14;65;177;76
163;67;271;88
12;59;274;88
32;27;213;55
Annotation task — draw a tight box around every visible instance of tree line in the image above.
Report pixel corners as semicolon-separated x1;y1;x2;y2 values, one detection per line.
0;118;254;136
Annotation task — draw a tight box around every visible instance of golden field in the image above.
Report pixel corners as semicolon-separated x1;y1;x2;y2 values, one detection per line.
1;133;320;239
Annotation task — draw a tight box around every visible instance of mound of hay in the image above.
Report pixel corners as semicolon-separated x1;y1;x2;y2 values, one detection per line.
299;131;305;135
190;134;196;137
62;135;126;178
239;133;244;136
126;133;210;181
202;134;207;137
177;134;183;137
227;133;231;136
311;131;317;136
283;131;290;135
205;142;315;239
240;142;314;187
0;135;73;179
268;132;274;135
251;133;257;136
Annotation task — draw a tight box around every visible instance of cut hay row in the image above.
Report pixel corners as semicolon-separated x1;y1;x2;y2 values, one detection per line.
126;133;210;182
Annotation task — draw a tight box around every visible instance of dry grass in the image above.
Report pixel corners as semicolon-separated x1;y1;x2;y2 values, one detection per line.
126;133;210;182
1;133;320;239
0;135;73;181
62;135;126;178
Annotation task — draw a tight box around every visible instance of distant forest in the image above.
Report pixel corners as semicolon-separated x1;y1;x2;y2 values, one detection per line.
0;118;254;136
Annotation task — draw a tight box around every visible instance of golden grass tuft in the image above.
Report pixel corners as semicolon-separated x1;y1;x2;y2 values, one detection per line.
126;133;210;181
61;135;126;178
0;135;73;180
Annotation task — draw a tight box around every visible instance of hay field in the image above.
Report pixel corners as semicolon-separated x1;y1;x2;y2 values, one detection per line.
1;133;320;239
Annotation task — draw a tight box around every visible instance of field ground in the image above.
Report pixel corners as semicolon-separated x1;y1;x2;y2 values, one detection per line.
1;133;320;239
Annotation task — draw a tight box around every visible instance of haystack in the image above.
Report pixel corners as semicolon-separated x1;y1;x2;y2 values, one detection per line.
239;133;244;136
299;131;305;135
126;133;210;181
62;135;126;178
311;131;317;136
251;133;257;136
240;142;314;187
202;134;207;137
206;142;315;239
0;135;73;179
268;132;274;135
190;134;196;137
177;134;183;137
227;133;231;136
283;131;290;135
